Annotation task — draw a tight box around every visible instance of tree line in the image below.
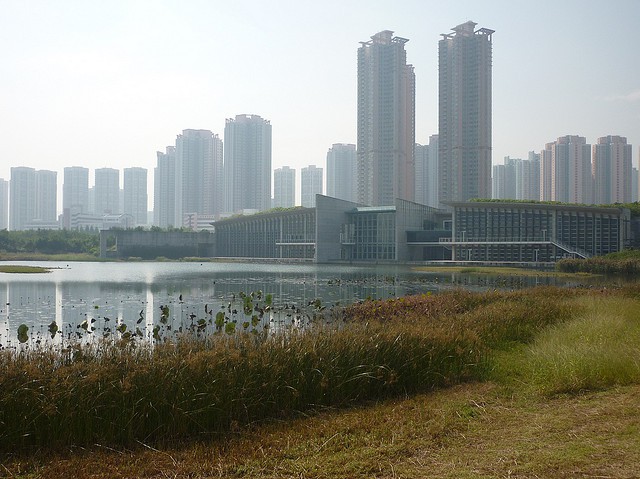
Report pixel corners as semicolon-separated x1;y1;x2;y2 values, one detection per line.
0;230;100;256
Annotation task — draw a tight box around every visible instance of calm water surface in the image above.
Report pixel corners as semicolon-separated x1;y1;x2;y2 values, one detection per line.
0;261;607;347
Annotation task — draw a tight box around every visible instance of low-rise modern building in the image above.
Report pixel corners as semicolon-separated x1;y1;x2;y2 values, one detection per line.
443;201;630;262
213;196;449;262
101;198;631;264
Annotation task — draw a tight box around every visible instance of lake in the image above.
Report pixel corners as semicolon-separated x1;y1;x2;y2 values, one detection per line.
0;261;609;347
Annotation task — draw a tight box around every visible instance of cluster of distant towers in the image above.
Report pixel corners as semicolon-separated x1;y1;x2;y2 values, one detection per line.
1;21;637;231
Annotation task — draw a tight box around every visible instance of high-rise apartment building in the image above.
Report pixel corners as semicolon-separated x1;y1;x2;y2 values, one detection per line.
633;166;639;203
175;129;223;226
494;155;540;202
492;157;518;200
438;21;493;204
35;170;57;224
539;147;553;201
357;30;415;206
63;166;89;229
520;151;541;201
301;165;323;208
224;114;272;214
414;135;439;208
123;167;148;226
273;166;295;208
10;168;58;230
9;167;36;231
326;143;357;203
592;135;632;204
94;168;120;215
154;146;176;228
0;179;8;230
63;166;89;226
543;135;592;204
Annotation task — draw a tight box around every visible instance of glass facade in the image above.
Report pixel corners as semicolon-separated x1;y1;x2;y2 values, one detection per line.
452;202;629;262
350;211;396;260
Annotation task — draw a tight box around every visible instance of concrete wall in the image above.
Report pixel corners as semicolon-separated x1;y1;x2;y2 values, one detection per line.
315;195;362;263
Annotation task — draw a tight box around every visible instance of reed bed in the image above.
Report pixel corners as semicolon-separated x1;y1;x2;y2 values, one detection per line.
0;287;590;451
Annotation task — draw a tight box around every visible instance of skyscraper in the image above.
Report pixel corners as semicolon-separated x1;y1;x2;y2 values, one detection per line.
521;151;541;201
94;168;120;215
154;146;176;228
175;129;223;226
492;155;539;201
357;30;415;206
414;135;439;208
273;166;295;208
326;143;357;203
123;167;148;226
438;21;494;204
63;166;89;224
539;147;553;201
544;135;592;204
492;157;517;200
9;168;57;230
9;167;36;231
224;114;272;214
301;165;323;208
35;170;57;224
592;135;632;204
0;179;8;230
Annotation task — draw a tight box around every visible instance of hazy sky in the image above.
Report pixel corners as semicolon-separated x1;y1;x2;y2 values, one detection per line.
1;0;639;209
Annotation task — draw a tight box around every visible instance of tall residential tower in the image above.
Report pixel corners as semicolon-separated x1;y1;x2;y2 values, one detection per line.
273;166;295;208
326;143;357;203
438;21;494;204
94;167;120;215
414;135;439;208
301;165;323;208
357;30;415;206
224;114;272;214
154;146;176;228
63;166;89;228
123;167;148;226
0;179;8;230
174;129;223;226
592;135;632;204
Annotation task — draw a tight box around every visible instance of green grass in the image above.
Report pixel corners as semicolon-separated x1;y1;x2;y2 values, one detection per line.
0;252;100;262
0;265;51;273
517;297;640;395
415;265;593;277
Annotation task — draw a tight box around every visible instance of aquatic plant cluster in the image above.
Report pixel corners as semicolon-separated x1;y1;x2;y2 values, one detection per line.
1;290;325;349
0;286;608;451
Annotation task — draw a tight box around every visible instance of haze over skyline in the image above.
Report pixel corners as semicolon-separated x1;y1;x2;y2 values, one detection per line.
1;0;639;210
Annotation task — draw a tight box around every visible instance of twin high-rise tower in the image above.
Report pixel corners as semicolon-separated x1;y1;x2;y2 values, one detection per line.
357;23;493;208
438;21;494;204
357;31;416;206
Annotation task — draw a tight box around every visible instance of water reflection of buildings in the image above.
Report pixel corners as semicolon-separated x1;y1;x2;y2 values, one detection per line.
0;267;416;345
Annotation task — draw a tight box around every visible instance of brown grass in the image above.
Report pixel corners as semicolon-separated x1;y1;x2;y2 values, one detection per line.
4;382;639;478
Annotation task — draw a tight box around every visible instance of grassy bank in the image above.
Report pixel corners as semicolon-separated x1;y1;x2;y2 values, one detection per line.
0;252;99;262
414;264;594;277
557;249;640;275
0;265;51;273
2;286;640;477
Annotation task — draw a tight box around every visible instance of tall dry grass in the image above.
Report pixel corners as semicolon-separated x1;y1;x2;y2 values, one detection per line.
0;287;590;451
